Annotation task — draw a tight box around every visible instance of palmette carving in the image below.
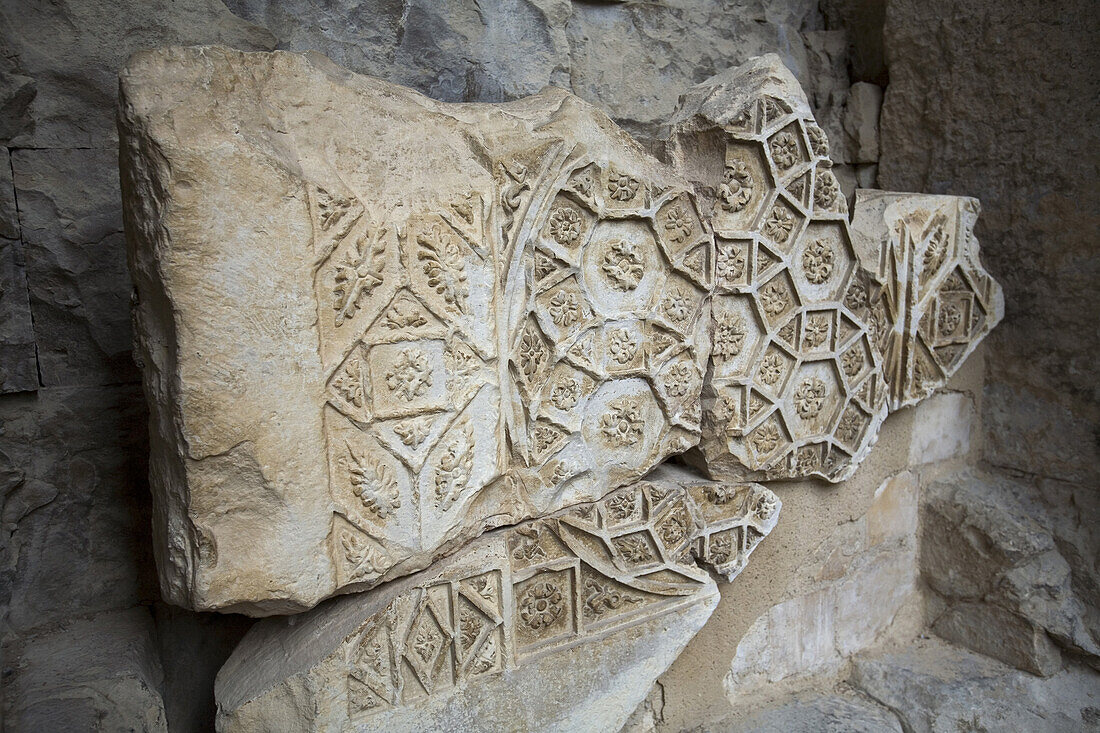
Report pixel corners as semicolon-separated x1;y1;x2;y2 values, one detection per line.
850;192;1005;410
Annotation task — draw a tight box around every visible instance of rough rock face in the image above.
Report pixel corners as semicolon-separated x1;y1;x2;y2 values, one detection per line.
850;638;1100;733
0;157;37;393
119;45;713;615
214;468;779;732
667;56;890;483
922;470;1100;676
850;191;1004;410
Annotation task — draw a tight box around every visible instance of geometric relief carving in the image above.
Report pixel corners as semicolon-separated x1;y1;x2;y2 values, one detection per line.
215;469;778;731
669;56;889;482
850;191;1005;410
507;156;712;510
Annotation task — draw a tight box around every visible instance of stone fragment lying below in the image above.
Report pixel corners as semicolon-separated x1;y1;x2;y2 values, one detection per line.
215;468;779;732
667;54;890;483
850;638;1100;733
850;191;1004;410
921;469;1099;675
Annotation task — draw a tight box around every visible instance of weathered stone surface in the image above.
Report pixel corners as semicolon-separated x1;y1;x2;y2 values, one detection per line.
119;46;719;614
2;608;168;732
222;0;842;144
907;391;973;465
668;55;889;482
922;470;1100;675
850;637;1100;733
11;148;139;387
841;82;882;165
877;0;1100;486
0;385;156;633
0;153;38;393
215;469;779;732
0;0;275;148
734;690;902;733
850;190;1004;410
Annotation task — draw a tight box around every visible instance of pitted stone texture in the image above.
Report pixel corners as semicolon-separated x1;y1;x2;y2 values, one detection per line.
215;469;778;732
119;46;713;615
668;55;889;483
850;191;1004;410
0;155;38;393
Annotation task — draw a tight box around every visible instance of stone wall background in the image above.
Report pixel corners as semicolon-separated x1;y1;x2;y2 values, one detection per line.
0;0;1095;730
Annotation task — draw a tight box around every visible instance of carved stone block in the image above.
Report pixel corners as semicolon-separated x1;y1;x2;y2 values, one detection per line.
667;55;889;482
119;46;710;615
850;191;1004;410
215;468;779;732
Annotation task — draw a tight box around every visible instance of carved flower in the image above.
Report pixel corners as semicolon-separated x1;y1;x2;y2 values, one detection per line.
663;204;694;243
606;492;637;520
614;534;652;564
607;171;640;201
413;626;441;663
384;300;428;330
796;449;819;474
845;281;868;311
704;484;738;504
460;612;482;649
549;377;581;410
385;348;433;401
770;132;800;169
571;170;595;196
758;353;785;385
841;348;863;378
601;240;645;291
663;362;695;398
393;417;432;448
719;161;754;212
814;171;840;209
759;282;790;316
716;245;746;284
434;428;474;506
518;580;565;630
802;239;835;284
608;327;640;364
804;315;830;348
938;302;962;335
663;287;693;322
764;205;795;243
713;314;747;361
806;124;830;157
548;207;582;244
709;532;734;563
331;358;364;408
518;326;547;379
793;377;828;419
599;397;644;446
750;422;781;454
547;289;581;326
752;488;778;520
836;407;863;444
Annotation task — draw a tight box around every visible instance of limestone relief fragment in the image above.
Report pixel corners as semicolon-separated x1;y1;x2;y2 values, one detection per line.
666;56;890;482
214;468;780;732
850;191;1004;410
119;46;712;615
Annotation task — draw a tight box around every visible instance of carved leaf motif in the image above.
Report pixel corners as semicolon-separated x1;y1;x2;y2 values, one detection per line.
417;223;468;312
345;442;400;517
434;426;474;508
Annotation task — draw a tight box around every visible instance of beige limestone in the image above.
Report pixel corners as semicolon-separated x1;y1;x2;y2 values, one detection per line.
850;190;1004;410
667;55;890;483
214;468;780;732
119;46;713;615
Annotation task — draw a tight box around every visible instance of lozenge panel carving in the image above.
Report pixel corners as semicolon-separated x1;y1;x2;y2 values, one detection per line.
215;468;780;733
